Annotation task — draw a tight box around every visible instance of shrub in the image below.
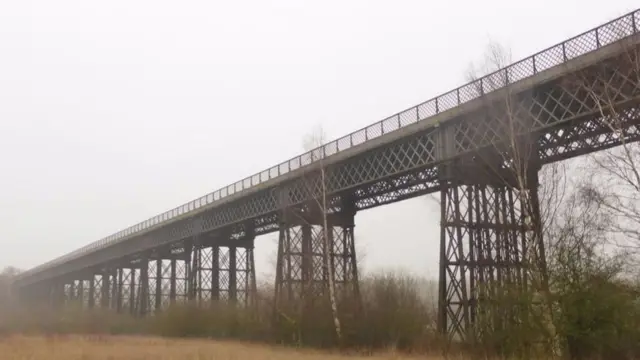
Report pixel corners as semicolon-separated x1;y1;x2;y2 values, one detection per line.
1;271;440;353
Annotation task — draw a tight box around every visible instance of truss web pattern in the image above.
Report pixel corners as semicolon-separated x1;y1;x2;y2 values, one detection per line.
120;268;136;314
274;206;359;316
108;271;118;309
91;274;102;308
194;247;219;303
234;247;256;307
194;245;256;306
330;226;359;298
439;178;537;342
148;259;173;312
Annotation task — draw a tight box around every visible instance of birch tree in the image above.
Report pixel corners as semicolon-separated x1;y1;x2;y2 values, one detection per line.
465;41;560;357
300;124;342;343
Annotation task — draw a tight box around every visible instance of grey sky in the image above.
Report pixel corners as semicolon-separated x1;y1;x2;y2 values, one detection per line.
0;1;637;282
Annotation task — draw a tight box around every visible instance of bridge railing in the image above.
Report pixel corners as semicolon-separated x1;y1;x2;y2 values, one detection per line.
18;9;640;281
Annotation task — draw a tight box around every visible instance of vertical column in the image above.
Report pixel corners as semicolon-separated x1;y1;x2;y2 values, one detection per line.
129;268;136;315
77;278;84;307
228;245;237;302
191;242;202;303
212;246;220;303
236;237;257;307
69;280;76;305
249;245;257;307
155;258;162;312
328;205;360;303
88;275;95;309
116;268;123;312
169;257;177;305
139;259;149;316
300;223;314;303
274;216;306;311
179;244;190;303
110;270;117;310
101;271;110;308
438;172;471;341
183;242;193;302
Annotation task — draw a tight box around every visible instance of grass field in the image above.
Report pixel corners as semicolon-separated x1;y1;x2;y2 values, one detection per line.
0;335;454;360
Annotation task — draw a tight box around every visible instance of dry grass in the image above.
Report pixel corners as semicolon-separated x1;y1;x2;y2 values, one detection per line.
0;335;454;360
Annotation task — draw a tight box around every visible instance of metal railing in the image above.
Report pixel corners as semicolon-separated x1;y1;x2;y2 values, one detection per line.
17;9;640;280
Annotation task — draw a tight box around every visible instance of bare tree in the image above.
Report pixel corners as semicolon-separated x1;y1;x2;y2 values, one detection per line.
300;124;343;342
465;41;562;356
572;34;640;260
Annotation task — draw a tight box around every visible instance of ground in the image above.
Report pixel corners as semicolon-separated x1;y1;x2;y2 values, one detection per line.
0;335;453;360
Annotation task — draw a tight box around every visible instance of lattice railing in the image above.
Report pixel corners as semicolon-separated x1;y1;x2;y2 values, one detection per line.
18;9;640;280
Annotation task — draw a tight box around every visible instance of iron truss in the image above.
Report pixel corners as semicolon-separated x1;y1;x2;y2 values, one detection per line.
14;8;640;346
17;38;640;288
15;10;640;288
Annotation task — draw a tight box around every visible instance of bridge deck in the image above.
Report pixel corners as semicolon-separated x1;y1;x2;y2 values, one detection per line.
15;9;640;287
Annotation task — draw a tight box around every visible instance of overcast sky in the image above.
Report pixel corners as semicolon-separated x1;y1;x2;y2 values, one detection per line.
0;0;638;281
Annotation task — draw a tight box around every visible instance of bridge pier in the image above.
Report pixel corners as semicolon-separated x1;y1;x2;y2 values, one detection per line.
150;257;170;312
78;278;86;306
134;257;150;316
109;263;142;316
65;279;78;305
119;267;135;315
437;151;545;345
274;196;359;322
49;280;66;308
88;275;96;309
108;268;118;310
193;229;257;307
100;270;110;308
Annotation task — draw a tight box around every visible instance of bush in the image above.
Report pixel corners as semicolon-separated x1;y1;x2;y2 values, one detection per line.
0;271;441;353
550;240;640;360
352;272;438;352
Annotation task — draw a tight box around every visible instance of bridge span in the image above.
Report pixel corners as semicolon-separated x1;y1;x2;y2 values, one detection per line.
13;9;640;342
